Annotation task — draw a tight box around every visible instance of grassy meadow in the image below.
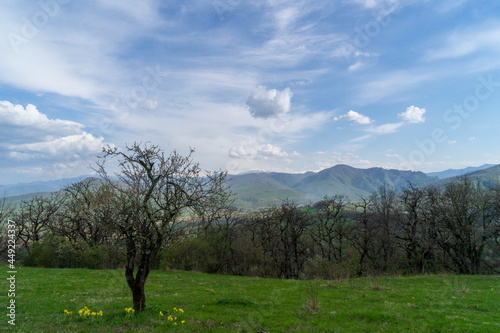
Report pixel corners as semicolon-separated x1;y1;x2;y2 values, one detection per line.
0;265;498;332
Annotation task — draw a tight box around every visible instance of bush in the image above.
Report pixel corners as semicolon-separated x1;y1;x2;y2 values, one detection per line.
21;235;124;269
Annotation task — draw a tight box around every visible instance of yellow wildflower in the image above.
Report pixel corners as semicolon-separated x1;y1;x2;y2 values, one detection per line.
179;308;184;313
181;320;185;324
91;312;96;316
160;311;164;316
168;315;173;321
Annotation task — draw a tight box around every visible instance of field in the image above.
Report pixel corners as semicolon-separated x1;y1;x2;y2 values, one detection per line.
0;265;499;332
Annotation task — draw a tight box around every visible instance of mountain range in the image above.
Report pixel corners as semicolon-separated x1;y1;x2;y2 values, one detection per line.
426;164;495;179
227;164;500;208
2;165;500;209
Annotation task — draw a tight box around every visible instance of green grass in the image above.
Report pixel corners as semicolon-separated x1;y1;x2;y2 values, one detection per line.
0;265;499;332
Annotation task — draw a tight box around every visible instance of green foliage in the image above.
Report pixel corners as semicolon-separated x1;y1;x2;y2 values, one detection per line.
1;265;498;332
21;235;124;269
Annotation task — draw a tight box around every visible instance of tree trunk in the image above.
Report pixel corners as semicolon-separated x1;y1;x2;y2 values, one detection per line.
131;283;146;311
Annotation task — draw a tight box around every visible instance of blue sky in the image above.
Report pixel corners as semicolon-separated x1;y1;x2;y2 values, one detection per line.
1;0;500;184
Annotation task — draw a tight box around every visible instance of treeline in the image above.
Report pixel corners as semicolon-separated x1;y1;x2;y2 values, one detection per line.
1;177;499;278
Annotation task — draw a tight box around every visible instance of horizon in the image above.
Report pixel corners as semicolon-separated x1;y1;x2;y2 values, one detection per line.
1;162;497;187
1;1;500;184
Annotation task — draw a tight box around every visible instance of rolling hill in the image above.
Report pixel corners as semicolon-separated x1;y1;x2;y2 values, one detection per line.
435;164;500;188
426;164;495;179
228;165;435;208
3;165;499;210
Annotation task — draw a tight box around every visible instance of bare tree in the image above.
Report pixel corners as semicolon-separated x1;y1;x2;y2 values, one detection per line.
0;196;14;255
15;193;64;253
95;142;231;310
56;179;121;246
427;177;498;274
370;184;401;272
349;197;377;276
311;195;351;263
397;184;428;273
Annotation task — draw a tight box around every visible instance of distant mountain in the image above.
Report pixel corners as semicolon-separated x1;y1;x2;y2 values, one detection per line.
228;165;434;208
0;176;91;197
291;164;432;202
426;164;495;179
436;164;500;188
5;164;499;210
228;172;312;208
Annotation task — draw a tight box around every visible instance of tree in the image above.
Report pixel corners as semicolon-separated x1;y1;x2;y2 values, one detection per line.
397;184;428;273
428;177;498;274
0;196;14;255
95;142;231;310
56;179;119;246
349;197;377;276
15;193;64;253
311;195;351;263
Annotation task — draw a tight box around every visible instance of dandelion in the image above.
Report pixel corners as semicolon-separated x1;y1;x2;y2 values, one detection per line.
97;311;103;317
160;311;164;316
91;312;96;316
64;309;72;315
179;308;184;313
125;307;135;317
174;307;178;312
168;315;173;321
181;320;185;324
79;306;91;316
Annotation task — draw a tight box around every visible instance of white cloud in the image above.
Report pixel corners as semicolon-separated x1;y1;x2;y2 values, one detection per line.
369;122;403;134
425;22;500;61
334;110;373;125
349;0;404;11
0;100;82;136
348;62;365;71
448;140;457;144
311;151;372;171
275;7;300;30
367;105;425;135
355;71;432;104
0;101;108;179
9;133;105;160
246;86;293;119
229;143;300;160
398;105;426;123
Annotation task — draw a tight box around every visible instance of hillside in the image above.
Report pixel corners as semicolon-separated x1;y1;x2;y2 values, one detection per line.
435;164;500;188
426;164;495;179
227;172;308;208
4;165;499;210
292;164;433;202
0;176;90;197
228;165;435;208
5;265;499;333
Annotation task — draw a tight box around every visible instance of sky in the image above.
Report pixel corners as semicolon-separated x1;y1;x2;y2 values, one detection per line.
1;0;500;184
